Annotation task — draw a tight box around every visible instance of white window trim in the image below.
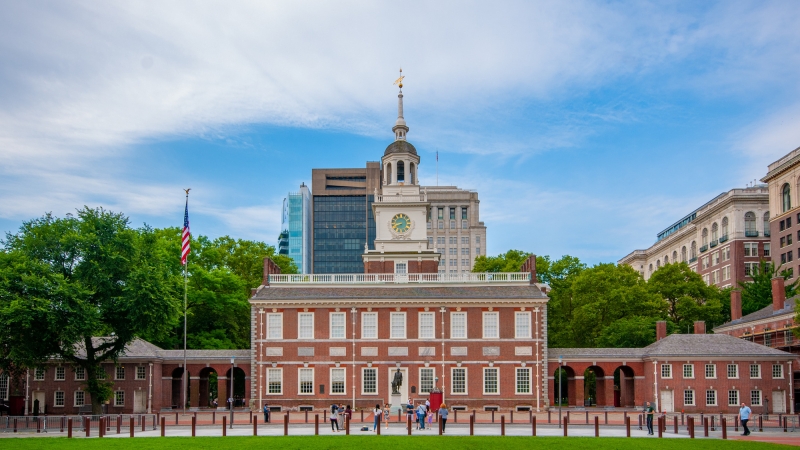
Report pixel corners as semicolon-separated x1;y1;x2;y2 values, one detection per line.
515;367;532;395
728;390;739;406
266;368;283;395
482;312;499;339
75;367;86;381
515;312;531;339
705;364;716;379
34;368;45;381
683;364;694;379
329;312;346;340
750;364;761;379
684;389;695;406
419;367;436;394
298;312;314;340
773;364;785;379
661;364;672;379
54;391;65;408
418;312;436;340
483;367;500;395
114;390;124;407
361;312;378;339
74;390;85;407
451;367;468;396
329;368;346;396
450;312;467;339
361;367;378;395
298;368;315;396
706;390;717;406
136;366;146;380
115;366;125;381
390;312;407;339
55;366;65;381
727;364;739;379
751;390;763;406
267;313;283;340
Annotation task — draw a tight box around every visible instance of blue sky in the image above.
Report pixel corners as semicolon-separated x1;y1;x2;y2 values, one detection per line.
1;1;800;265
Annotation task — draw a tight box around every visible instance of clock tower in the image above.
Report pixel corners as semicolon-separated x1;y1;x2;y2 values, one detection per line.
363;72;440;274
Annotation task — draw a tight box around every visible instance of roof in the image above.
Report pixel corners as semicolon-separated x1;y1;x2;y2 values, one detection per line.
384;140;418;156
551;348;646;359
160;349;250;360
713;297;796;331
251;284;547;301
73;338;248;361
642;333;792;358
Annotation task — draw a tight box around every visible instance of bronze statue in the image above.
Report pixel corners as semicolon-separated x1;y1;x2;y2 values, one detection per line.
391;368;403;395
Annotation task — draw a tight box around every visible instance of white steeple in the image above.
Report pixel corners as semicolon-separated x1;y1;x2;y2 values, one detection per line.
392;68;409;141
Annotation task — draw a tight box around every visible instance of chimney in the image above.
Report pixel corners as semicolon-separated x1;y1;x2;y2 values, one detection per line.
730;289;742;321
772;276;786;311
656;321;667;341
693;321;706;335
520;254;537;284
262;257;282;286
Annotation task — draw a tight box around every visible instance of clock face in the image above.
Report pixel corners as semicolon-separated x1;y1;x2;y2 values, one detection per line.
391;213;412;233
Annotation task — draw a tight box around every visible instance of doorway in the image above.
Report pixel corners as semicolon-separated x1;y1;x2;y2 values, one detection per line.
660;390;674;413
133;390;147;413
32;391;45;415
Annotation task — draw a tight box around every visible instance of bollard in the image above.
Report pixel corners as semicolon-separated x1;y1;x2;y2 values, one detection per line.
176;412;179;425
439;415;442;435
398;409;401;423
346;415;350;435
623;411;627;425
594;415;599;437
283;413;288;436
130;417;134;438
688;417;694;439
501;415;505;436
470;414;474;436
455;409;458;423
548;409;551;423
68;418;73;438
759;415;763;432
626;416;631;437
585;410;589;424
213;410;216;425
36;417;41;434
408;414;412;436
222;416;226;437
711;415;715;431
735;415;738;431
700;412;704;427
315;414;319;435
674;416;678;434
160;417;165;437
529;409;532;424
142;415;146;432
784;416;788;432
250;410;253;424
563;416;568;436
305;410;308;423
192;416;196;437
253;415;257;436
704;417;709;437
99;417;105;438
638;414;642;430
86;417;90;437
532;414;537;436
681;411;685;425
511;410;514;424
117;415;121;434
360;409;363;422
658;416;662;438
61;416;65;433
605;411;608;424
722;417;727;439
492;409;495;423
377;415;381;436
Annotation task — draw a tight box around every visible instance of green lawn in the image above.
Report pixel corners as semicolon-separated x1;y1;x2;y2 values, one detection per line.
5;436;793;449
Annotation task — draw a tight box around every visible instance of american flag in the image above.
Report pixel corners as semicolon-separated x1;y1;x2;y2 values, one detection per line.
181;198;191;265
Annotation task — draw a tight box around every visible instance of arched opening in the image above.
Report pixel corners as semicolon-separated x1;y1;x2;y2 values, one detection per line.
553;366;575;406
397;161;405;184
681;246;687;262
171;368;189;409
583;366;606;407
409;162;415;185
701;228;708;246
225;367;247;408
722;217;729;238
745;211;756;236
711;222;718;241
664;255;669;264
385;162;392;185
672;251;677;262
613;366;635;407
783;184;791;212
764;212;770;235
691;241;697;259
199;367;218;408
656;260;660;269
648;264;653;273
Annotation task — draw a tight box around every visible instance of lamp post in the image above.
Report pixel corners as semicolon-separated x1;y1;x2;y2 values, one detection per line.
558;355;563;428
351;307;357;409
439;306;446;404
229;357;234;429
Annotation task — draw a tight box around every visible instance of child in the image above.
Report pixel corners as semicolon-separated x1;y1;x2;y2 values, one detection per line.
384;404;391;429
426;407;433;430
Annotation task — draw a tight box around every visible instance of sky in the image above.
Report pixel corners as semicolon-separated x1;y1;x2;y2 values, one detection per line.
1;1;800;265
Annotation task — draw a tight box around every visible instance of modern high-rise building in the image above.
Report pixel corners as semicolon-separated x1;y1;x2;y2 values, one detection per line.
278;183;311;273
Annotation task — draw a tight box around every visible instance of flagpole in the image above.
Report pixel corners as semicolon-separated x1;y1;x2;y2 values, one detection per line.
436;151;439;186
183;189;190;415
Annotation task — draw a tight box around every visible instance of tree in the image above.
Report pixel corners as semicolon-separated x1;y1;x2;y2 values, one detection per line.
648;262;726;331
739;259;797;316
596;317;659;348
0;208;180;413
472;250;531;273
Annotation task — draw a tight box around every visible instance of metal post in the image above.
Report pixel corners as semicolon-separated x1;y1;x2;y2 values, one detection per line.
230;357;235;429
85;417;90;437
557;357;563;428
469;414;474;436
283;413;288;436
67;418;72;438
222;416;226;437
315;414;319;435
253;416;257;436
377;414;380;436
532;415;536;436
674;415;678;434
160;416;165;437
501;415;505;436
658;416;662;438
704;417;709;437
192;416;196;437
594;415;599;437
130;417;134;438
625;416;631;437
408;414;412;436
117;415;121;434
563;415;568;436
722;417;727;439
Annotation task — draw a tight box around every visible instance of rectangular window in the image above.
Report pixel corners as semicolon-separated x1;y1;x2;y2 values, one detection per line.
790;251;795;262
418;312;435;339
702;256;709;269
136;366;146;380
789;217;793;227
712;251;720;265
751;390;762;406
750;364;761;379
781;236;786;248
438;221;443;229
74;391;85;407
790;234;795;245
362;312;377;339
451;312;467;339
438;208;443;220
661;364;672;379
330;312;346;339
461;237;468;245
745;242;758;257
705;364;716;379
483;312;499;338
515;312;531;338
298;313;314;339
298;368;314;395
390;312;406;339
683;364;694;379
55;367;65;381
516;368;531;394
0;374;8;401
331;368;345;394
462;207;468;220
75;367;85;381
764;243;771;257
395;262;407;274
420;368;435;393
115;366;125;380
727;364;739;379
267;313;283;339
267;368;282;394
745;262;759;276
452;368;466;394
114;390;124;407
450;220;455;229
362;368;377;394
773;364;785;379
483;368;499;394
706;390;717;406
722;246;731;261
781;220;786;231
54;391;65;407
728;390;739;406
34;368;45;380
684;390;695;406
450;208;456;220
476;247;481;255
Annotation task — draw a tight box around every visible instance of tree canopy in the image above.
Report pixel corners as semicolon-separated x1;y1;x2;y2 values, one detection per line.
738;259;797;316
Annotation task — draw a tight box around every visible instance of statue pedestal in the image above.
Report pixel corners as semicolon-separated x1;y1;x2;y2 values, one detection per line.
390;393;404;414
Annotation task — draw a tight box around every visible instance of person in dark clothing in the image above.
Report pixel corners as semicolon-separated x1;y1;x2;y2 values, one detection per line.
263;403;270;423
644;401;655;435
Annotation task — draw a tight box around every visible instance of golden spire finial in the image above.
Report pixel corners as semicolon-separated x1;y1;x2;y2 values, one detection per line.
393;67;404;89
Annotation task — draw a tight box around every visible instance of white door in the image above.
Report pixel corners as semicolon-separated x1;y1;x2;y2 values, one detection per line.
660;390;674;413
773;391;787;414
33;391;46;414
133;390;147;413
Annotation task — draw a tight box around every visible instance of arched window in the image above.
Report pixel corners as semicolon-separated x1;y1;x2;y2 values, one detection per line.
763;212;770;236
691;241;697;259
656;260;661;269
783;184;791;212
409;162;415;185
673;250;678;262
397;161;405;183
711;223;718;241
681;246;687;262
721;217;728;238
702;228;708;246
386;162;393;184
664;255;669;264
649;263;653;272
745;211;756;236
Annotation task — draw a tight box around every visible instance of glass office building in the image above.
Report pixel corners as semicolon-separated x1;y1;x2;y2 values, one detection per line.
278;183;311;273
312;195;375;274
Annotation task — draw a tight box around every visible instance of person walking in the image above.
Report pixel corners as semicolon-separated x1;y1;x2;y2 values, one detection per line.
426;407;433;430
406;401;414;430
384;404;391;430
739;402;752;436
345;404;353;426
338;404;345;430
416;402;427;430
330;404;340;432
373;404;382;431
263;403;270;423
439;403;449;433
644;401;655;435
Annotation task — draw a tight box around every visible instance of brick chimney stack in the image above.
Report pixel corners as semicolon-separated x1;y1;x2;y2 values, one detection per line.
262;257;282;286
693;321;706;334
730;289;742;321
772;276;786;311
520;254;538;284
656;321;667;341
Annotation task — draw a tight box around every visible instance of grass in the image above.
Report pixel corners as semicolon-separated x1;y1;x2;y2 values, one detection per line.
4;436;794;449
